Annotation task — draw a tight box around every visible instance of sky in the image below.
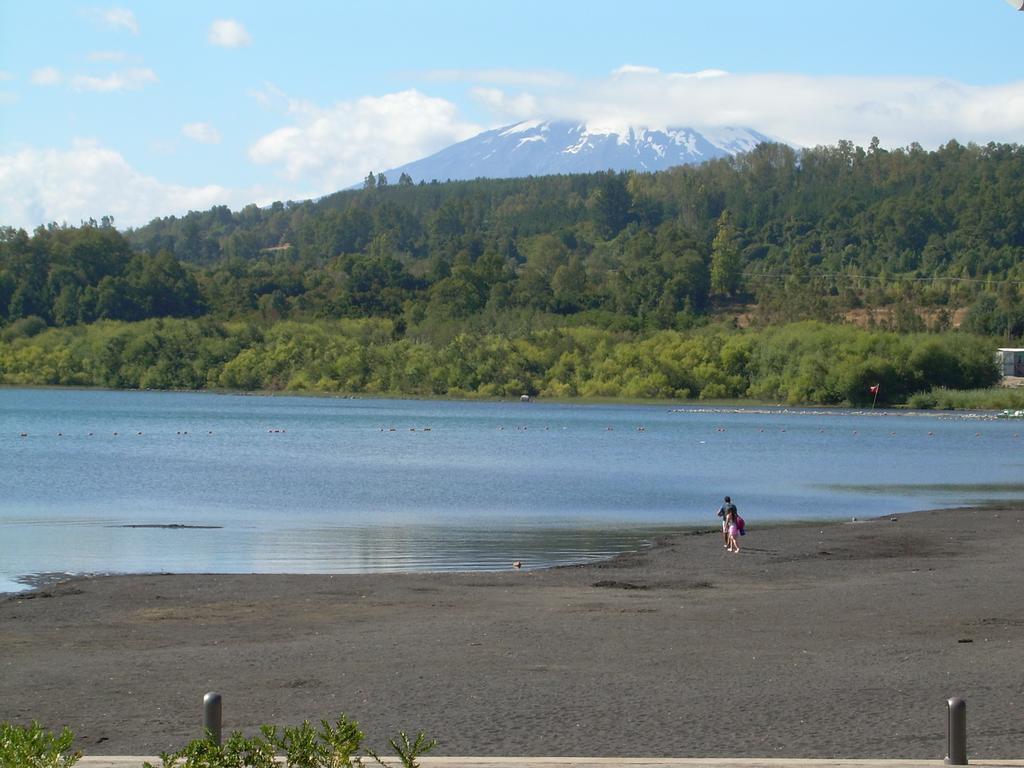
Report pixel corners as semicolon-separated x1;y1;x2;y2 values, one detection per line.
1;0;1023;231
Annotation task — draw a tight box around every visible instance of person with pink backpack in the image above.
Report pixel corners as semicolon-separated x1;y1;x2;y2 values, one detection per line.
717;495;745;553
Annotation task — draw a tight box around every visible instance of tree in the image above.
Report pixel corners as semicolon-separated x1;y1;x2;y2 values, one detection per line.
363;172;377;190
52;284;81;326
710;212;743;297
591;172;633;238
551;256;588;313
128;251;203;318
427;272;486;319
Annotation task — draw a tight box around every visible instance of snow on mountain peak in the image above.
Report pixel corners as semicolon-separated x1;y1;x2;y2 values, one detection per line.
377;119;784;184
499;119;547;137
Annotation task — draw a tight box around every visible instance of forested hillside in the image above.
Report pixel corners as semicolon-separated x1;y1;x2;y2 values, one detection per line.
4;138;1024;335
2;138;1023;406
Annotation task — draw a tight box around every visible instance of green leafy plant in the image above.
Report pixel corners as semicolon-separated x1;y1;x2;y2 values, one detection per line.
143;716;431;768
367;731;437;768
143;730;277;768
0;720;81;768
262;714;365;768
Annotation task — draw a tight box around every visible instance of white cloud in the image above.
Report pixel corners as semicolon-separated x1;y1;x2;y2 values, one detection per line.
612;64;661;77
9;69;1024;232
29;61;155;94
668;69;729;80
182;122;222;144
249;88;481;190
71;68;157;93
0;140;260;230
249;81;288;110
208;19;251;48
91;7;139;34
31;67;62;86
469;66;1024;150
0;70;14;81
470;88;537;121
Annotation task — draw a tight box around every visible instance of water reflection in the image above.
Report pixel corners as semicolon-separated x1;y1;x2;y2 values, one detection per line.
2;388;1023;592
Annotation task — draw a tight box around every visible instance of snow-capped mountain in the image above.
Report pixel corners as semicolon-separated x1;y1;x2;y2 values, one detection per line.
378;120;781;183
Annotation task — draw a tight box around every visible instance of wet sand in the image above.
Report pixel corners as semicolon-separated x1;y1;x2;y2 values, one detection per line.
1;506;1022;760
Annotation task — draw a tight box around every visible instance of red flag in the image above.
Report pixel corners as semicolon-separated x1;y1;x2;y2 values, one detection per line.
869;384;880;394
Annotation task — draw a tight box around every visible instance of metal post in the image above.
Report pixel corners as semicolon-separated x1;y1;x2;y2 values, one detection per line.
203;691;222;745
945;696;967;765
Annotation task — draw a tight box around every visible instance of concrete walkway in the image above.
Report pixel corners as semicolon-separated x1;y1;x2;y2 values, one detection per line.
77;757;1024;768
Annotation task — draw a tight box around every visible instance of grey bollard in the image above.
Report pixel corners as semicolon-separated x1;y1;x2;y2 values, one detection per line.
945;696;967;765
203;691;223;745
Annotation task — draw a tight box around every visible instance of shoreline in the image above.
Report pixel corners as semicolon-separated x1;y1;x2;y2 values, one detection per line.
4;382;1022;415
2;505;1023;759
0;516;905;598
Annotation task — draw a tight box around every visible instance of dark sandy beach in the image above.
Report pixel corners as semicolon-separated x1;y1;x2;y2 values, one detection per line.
1;506;1022;760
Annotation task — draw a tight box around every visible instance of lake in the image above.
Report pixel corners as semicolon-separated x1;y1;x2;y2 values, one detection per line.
1;388;1022;592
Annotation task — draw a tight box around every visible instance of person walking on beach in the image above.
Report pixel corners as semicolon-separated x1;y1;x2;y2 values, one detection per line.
725;506;741;553
717;496;737;548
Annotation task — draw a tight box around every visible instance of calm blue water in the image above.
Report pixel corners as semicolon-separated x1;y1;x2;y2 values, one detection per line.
1;388;1022;592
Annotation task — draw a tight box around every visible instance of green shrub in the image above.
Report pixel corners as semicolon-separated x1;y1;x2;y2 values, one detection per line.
908;386;1024;411
0;721;81;768
144;715;434;768
0;315;48;342
367;730;437;768
1;713;434;768
262;715;365;768
0;316;1005;407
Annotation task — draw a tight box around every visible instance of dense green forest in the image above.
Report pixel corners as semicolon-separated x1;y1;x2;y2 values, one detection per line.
2;138;1023;406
